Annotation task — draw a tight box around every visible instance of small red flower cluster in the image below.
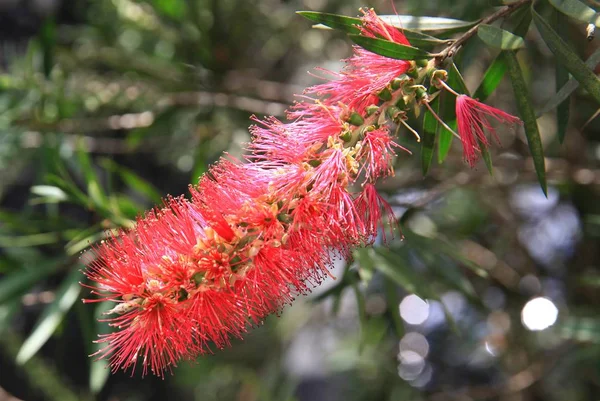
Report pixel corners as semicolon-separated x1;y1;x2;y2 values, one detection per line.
84;9;522;377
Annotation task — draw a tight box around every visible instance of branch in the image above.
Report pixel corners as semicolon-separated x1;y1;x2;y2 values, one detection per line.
435;0;532;64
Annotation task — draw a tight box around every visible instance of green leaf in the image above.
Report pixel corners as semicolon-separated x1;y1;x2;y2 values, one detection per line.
504;51;547;196
422;95;439;175
473;56;507;102
100;158;163;204
555;12;571;143
401;210;490;278
297;11;361;34
369;248;432;298
479;138;494;175
299;11;475;33
77;142;109;210
16;267;82;364
436;92;454;163
378;15;476;32
438;64;468;163
537;47;600;116
0;259;61;305
532;3;600;106
30;185;68;203
503;3;532;37
0;299;20;335
478;24;525;50
39;18;56;77
0;232;61;248
548;0;600;27
400;30;450;48
90;301;112;393
383;277;404;338
348;35;432;60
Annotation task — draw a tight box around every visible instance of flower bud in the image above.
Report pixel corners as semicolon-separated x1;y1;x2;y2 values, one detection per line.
407;67;419;79
395;96;406;109
340;130;352;142
415;86;428;101
347;112;364;126
366;105;379;116
378;87;392;101
386;106;402;121
416;58;429;68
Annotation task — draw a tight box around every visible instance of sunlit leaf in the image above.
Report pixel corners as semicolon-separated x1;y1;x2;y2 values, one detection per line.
504;50;547;196
473;56;507;102
348;35;432;60
30;185;68;203
378;15;476;32
478;24;525;50
548;0;600;27
89;301;112;393
16;267;82;364
533;3;600;106
299;11;475;33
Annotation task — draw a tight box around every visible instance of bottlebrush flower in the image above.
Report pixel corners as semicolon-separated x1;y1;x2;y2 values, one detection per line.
455;95;522;166
305;9;412;114
84;9;408;377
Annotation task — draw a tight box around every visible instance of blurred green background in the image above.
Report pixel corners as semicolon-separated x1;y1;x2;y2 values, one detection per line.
1;0;600;400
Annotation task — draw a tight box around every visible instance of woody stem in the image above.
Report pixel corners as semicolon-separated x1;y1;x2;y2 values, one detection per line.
434;0;532;64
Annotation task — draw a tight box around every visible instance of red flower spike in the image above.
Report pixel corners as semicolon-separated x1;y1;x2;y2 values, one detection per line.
84;10;413;377
455;95;522;167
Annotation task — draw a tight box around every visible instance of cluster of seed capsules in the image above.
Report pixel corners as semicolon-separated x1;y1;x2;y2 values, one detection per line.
84;9;520;376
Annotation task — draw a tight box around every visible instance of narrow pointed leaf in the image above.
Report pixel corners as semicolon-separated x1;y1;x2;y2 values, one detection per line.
348;35;432;60
299;11;475;33
478;24;525;50
533;3;600;105
370;248;432;298
400;30;450;48
538;47;600;116
548;0;600;26
438;64;468;162
90;301;112;393
422;96;439;174
16;267;82;364
473;56;507;102
100;158;163;204
383;277;404;338
503;3;532;37
297;11;448;47
297;11;361;34
378;15;476;32
504;51;547;196
437;91;454;163
479;137;494;175
555;12;571;142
